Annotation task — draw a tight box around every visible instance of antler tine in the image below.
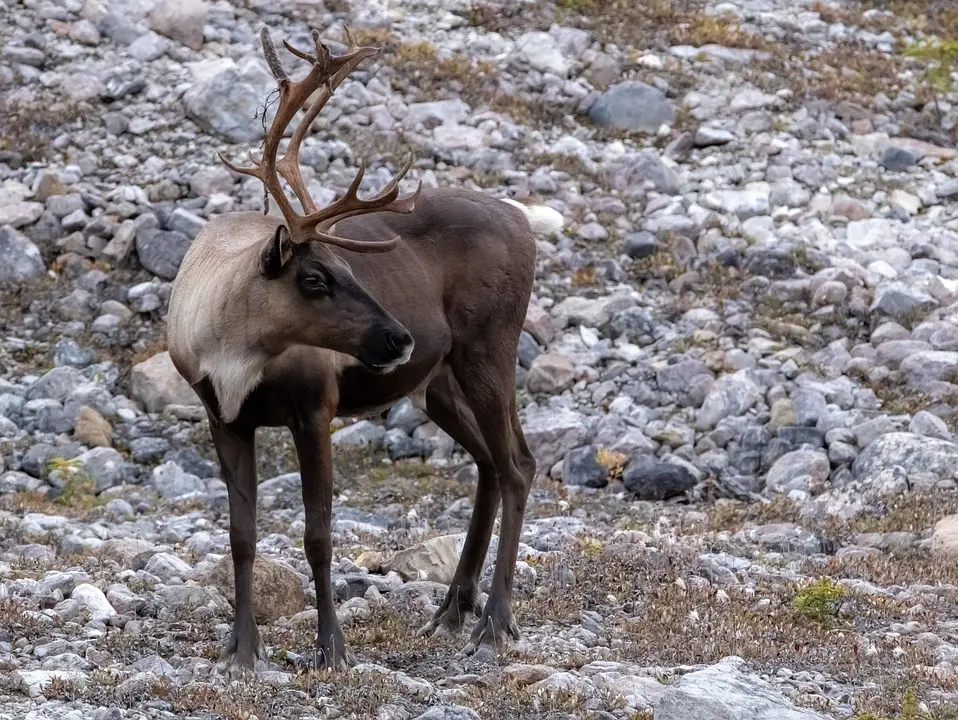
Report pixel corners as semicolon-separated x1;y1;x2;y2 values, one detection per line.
274;28;379;217
261;26;290;84
219;24;419;252
295;153;422;253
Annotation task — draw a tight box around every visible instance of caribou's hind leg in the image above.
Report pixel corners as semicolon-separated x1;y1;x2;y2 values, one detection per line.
417;366;499;638
447;351;536;660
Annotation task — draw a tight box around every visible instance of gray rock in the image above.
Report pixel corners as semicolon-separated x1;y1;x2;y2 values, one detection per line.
588;81;675;134
189;166;236;197
765;449;830;495
404;99;471;130
517;331;541;368
703;186;770;219
769;179;811;208
527;354;575;394
152;462;206;499
729;88;779;112
412;706;480;720
622;231;659;258
658;359;711;393
127;31;170;62
653;657;830;720
695;370;762;430
606;150;681;194
880;145;922;171
870;282;938;323
169;208;206;239
937;179;958;200
148;0;208;50
874;340;934;369
0;225;46;282
385;398;428;434
523;407;591;469
694;126;734;147
71;583;117;622
331;420;386;449
183;57;279;143
853;432;958;481
2;45;46;67
0;201;44;227
26;367;88;402
135;227;191;280
73;447;126;492
791;389;827;427
130;437;171;463
143;552;194;582
130;351;200;413
853;416;896;448
561;445;608;488
741;523;822;554
909;410;952;440
622;458;697;500
514;31;569;76
900;351;958;385
53;338;94;368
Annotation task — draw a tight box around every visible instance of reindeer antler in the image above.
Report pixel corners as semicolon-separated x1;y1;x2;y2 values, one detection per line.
219;26;422;253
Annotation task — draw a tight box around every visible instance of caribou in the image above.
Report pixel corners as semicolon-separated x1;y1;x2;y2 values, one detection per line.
166;25;564;673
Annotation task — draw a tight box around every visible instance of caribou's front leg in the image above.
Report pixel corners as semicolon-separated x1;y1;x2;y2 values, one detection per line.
292;410;354;671
209;422;266;676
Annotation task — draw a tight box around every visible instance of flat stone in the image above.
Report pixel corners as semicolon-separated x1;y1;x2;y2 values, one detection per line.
653;658;830;720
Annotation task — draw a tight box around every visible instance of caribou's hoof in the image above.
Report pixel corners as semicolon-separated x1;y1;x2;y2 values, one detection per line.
417;584;483;639
455;608;520;660
294;630;355;673
214;639;268;679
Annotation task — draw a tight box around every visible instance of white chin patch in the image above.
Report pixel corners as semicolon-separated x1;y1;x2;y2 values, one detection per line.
380;341;414;373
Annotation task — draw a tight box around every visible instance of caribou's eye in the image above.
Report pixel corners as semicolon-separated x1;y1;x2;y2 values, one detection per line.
301;273;328;295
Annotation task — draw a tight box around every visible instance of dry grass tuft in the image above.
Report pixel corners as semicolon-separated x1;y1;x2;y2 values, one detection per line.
0;95;95;162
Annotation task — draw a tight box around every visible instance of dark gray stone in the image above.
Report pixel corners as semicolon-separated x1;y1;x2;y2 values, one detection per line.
588;81;675;134
130;437;171;463
135;228;191;280
517;330;541;368
622;457;696;500
622;231;659;259
880;145;922;172
562;445;608;488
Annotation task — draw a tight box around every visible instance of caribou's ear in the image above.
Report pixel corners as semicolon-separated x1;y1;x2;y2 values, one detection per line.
260;225;293;277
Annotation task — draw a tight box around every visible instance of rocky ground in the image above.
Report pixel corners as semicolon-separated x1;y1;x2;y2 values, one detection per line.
3;0;958;717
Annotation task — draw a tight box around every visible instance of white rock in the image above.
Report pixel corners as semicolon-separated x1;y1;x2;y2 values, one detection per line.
514;31;570;76
71;583;116;621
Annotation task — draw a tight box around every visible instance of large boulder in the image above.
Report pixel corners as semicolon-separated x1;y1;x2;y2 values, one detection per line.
654;658;830;720
183;57;279;143
148;0;208;51
130;351;200;413
204;554;306;624
0;225;46;283
853;432;958;482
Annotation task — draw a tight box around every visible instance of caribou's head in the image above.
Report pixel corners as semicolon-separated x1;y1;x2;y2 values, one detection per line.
222;27;420;374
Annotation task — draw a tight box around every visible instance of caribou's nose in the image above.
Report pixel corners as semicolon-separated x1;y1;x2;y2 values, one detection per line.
385;328;414;360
